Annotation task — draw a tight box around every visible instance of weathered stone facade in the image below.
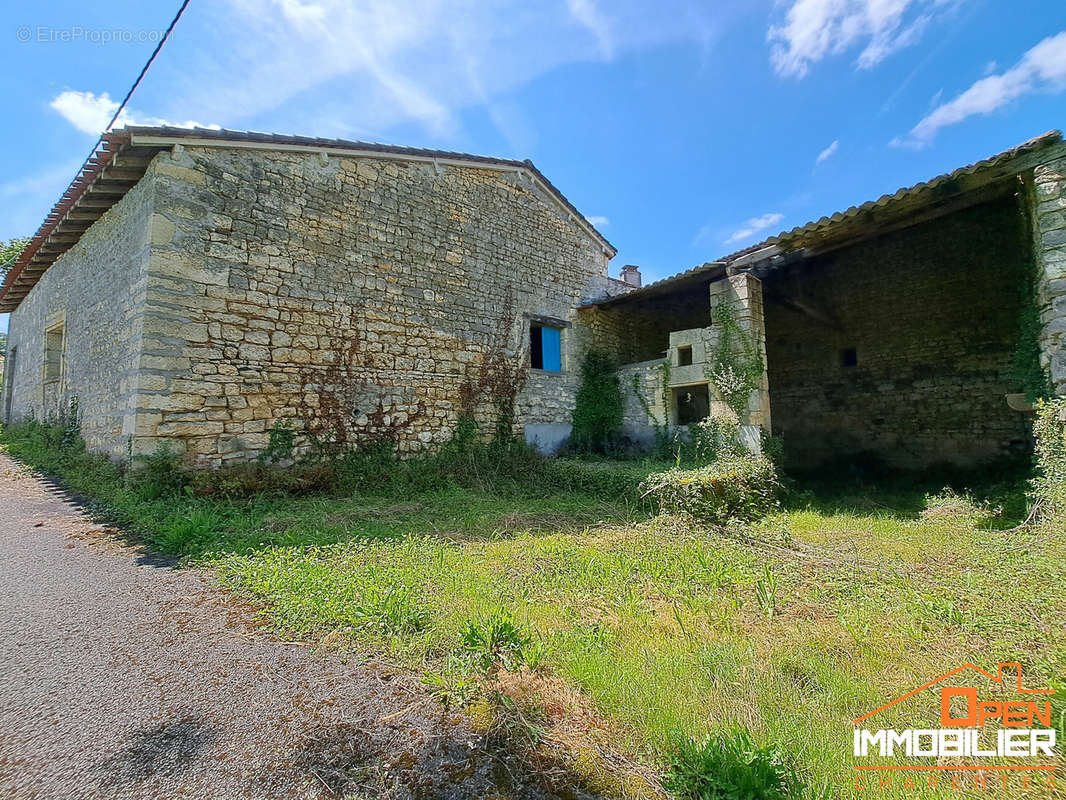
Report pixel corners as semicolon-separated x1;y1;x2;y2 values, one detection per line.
2;142;622;464
142;144;622;462
3;129;1064;471
3;179;153;458
1030;155;1066;395
763;195;1034;469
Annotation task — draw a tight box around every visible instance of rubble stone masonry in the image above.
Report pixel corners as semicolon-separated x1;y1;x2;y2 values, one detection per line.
4;179;152;458
763;195;1033;469
5;144;615;464
138;145;612;463
1031;155;1066;396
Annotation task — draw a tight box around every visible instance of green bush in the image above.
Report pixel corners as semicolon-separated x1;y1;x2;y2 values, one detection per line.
539;458;656;501
132;444;188;499
689;416;746;466
569;350;624;453
151;506;224;554
1032;397;1066;523
2;417;656;505
664;729;807;800
641;456;781;525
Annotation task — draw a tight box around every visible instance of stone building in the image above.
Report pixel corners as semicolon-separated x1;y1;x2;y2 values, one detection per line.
1;126;1064;470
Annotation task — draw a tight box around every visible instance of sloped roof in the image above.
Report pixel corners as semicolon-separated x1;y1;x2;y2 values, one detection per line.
0;126;615;313
586;130;1065;308
766;130;1063;251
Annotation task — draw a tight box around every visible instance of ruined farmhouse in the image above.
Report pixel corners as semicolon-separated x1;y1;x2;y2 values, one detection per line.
1;126;1064;470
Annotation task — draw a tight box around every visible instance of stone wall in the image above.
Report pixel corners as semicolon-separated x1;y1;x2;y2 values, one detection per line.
1030;155;1066;396
577;281;713;365
2;179;152;458
607;273;770;443
136;145;612;463
763;194;1033;470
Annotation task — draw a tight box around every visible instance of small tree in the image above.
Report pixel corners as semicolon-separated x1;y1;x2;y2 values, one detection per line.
570;350;624;453
1;237;30;283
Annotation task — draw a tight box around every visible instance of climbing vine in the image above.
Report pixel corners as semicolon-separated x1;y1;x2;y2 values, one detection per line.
1009;176;1053;403
1032;398;1066;523
704;304;764;422
1011;249;1052;403
569;350;624;452
457;295;528;444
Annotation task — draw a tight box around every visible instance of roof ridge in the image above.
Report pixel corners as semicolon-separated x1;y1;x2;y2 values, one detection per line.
121;126;615;253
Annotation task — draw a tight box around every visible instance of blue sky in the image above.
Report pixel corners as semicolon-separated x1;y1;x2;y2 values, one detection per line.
2;0;1064;316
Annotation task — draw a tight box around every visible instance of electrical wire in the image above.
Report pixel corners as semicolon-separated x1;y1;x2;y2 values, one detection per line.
81;0;193;168
1;0;192;277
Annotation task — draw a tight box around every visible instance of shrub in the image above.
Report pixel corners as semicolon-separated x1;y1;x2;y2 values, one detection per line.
1032;397;1066;523
664;729;807;800
689;416;746;466
569;350;625;454
641;456;780;525
459;609;534;672
132;444;188;499
151;506;224;555
539;458;654;501
190;460;339;497
760;429;785;468
920;487;1000;526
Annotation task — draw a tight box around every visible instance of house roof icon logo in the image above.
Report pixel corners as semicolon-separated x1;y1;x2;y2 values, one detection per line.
854;662;1055;725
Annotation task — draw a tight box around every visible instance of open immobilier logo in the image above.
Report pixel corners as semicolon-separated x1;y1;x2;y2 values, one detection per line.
851;662;1060;791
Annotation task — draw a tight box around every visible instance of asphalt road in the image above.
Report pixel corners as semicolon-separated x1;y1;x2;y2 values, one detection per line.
0;454;583;800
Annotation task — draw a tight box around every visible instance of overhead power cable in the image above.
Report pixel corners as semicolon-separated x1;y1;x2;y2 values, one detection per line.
0;0;192;276
81;0;193;168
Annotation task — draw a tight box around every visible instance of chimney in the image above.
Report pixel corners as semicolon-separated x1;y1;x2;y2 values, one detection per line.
620;264;642;288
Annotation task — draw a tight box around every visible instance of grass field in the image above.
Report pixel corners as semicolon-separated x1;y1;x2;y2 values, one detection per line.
3;423;1063;799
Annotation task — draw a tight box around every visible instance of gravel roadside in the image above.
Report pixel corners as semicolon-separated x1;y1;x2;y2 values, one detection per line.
0;454;592;800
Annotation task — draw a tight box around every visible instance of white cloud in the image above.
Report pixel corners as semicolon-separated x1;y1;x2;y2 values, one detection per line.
164;0;720;141
50;90;220;135
896;30;1066;147
815;139;839;164
725;212;784;245
768;0;952;78
586;215;610;227
49;91;122;135
567;0;614;59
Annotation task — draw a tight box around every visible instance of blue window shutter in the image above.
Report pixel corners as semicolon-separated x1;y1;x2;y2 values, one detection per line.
542;327;561;372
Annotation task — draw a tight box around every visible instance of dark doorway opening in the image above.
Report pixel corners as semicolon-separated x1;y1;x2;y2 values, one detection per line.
673;384;710;425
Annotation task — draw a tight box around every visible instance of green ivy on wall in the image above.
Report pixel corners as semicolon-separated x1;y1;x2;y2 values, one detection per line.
704;304;763;422
569;350;624;453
